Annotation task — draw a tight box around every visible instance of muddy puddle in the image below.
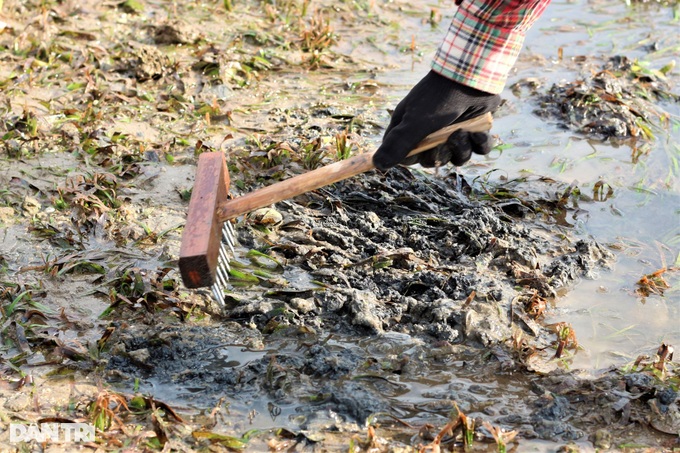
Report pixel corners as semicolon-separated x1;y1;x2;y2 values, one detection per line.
1;0;679;451
495;0;680;372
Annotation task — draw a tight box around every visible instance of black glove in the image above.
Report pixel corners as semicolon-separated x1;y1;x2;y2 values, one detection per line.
373;70;501;170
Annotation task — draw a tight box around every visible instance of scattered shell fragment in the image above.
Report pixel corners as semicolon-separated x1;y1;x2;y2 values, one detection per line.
248;207;283;225
22;196;41;216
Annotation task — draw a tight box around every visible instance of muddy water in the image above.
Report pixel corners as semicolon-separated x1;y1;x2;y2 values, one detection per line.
497;0;680;370
133;0;678;447
373;0;680;371
1;0;678;450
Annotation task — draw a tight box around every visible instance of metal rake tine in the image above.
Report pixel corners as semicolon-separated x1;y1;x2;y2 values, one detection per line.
222;222;236;253
204;221;236;307
211;239;232;306
215;257;230;289
213;271;228;306
211;284;224;306
218;245;231;273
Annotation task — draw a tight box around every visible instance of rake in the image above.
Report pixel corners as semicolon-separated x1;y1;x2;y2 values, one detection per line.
178;112;493;304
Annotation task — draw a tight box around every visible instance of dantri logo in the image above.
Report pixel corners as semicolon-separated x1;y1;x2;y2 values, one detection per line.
9;423;95;443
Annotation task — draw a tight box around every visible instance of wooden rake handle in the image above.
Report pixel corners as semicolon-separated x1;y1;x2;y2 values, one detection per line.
217;112;493;221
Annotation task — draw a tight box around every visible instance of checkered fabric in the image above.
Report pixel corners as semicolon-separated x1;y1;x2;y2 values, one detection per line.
432;0;551;94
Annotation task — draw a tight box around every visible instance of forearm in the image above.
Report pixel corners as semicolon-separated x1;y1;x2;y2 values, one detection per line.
432;0;551;94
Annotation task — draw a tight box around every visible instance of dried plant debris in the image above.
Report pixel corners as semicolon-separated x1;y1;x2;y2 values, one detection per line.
636;266;677;297
0;282;97;372
474;175;593;227
535;56;678;141
497;343;680;443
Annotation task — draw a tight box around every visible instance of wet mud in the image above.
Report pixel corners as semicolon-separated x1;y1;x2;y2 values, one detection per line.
535;55;678;142
1;0;678;451
99;169;680;449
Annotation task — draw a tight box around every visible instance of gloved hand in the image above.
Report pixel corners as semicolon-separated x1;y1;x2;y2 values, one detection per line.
373;70;501;170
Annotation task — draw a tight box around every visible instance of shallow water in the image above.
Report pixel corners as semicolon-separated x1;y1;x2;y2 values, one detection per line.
503;0;679;371
373;0;679;372
2;0;676;449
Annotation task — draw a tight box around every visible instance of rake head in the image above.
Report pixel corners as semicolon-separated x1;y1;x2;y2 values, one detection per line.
178;152;235;305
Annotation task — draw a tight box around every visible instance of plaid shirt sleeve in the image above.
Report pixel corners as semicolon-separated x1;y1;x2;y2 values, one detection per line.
432;0;551;94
